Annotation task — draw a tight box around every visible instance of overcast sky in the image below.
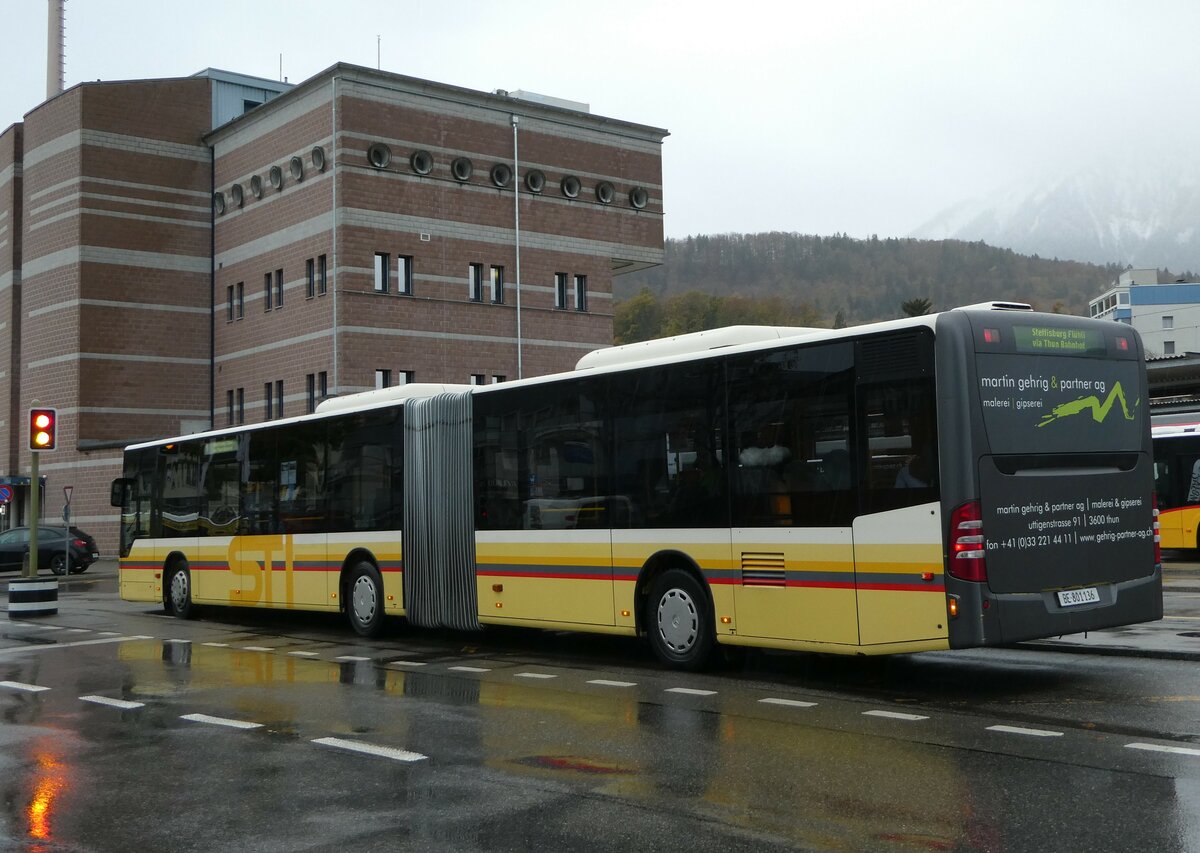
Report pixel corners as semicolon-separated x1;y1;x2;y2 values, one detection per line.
3;0;1197;240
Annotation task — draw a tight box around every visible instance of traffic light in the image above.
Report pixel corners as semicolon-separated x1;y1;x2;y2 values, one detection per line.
29;407;58;451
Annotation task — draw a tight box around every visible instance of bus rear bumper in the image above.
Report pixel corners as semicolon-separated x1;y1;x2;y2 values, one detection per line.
947;567;1164;648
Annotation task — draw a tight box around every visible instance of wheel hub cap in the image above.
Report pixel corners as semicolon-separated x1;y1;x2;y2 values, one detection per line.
657;589;698;653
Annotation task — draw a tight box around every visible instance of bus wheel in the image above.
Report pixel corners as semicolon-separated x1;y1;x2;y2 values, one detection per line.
165;563;195;619
647;569;714;671
347;562;386;638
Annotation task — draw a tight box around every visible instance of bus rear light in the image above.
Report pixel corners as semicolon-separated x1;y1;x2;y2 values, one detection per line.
949;500;988;582
983;328;1001;344
1116;336;1129;351
1152;493;1162;566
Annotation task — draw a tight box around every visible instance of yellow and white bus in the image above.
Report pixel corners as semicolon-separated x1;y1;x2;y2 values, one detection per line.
1152;422;1200;550
112;302;1162;669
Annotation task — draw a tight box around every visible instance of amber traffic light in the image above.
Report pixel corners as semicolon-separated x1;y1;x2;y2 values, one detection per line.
29;407;57;451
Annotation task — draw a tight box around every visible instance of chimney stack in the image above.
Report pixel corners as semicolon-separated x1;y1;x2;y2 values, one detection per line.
46;0;65;100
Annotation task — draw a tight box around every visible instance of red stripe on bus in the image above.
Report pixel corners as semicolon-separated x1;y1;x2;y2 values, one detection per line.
477;570;614;581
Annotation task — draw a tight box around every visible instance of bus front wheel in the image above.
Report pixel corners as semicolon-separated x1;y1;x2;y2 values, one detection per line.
165;563;195;619
646;568;715;671
346;562;386;638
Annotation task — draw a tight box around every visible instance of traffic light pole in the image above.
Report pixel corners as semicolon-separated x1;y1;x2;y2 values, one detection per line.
25;451;38;579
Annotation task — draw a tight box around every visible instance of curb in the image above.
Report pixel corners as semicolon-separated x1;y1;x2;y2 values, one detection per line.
1015;640;1200;662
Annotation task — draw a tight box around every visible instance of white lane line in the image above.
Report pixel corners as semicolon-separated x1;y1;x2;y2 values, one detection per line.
666;687;717;696
0;635;152;655
201;642;229;648
760;697;818;708
0;680;50;692
164;639;191;644
1126;742;1200;757
515;672;557;680
987;724;1063;738
335;656;371;662
66;629;91;634
588;679;637;688
388;660;427;667
98;631;122;636
313;736;427;763
242;646;274;652
449;665;491;673
181;713;262;730
31;625;64;631
288;651;320;658
81;695;144;710
863;710;929;721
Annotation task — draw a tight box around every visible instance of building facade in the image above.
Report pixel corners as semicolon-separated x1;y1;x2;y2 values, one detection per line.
1089;268;1200;358
0;63;666;551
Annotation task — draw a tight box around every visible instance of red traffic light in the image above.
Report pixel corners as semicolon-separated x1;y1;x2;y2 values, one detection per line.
29;407;58;451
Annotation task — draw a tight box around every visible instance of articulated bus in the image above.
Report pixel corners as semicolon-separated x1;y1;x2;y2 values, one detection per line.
1151;422;1200;550
112;302;1162;669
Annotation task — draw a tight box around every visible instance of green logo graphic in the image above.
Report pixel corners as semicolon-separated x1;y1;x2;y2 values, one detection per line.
1037;381;1136;428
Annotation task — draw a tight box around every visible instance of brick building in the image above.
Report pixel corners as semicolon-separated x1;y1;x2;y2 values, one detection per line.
0;63;667;552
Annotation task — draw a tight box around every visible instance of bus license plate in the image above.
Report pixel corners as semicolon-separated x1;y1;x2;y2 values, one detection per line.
1057;587;1100;607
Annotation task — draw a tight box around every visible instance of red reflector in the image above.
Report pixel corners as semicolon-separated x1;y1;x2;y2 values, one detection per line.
983;328;1000;344
1116;337;1129;351
948;500;987;583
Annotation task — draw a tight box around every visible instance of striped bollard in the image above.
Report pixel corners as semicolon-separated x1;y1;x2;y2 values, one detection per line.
8;577;59;618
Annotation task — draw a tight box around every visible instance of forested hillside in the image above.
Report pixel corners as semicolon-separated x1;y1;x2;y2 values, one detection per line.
615;233;1138;343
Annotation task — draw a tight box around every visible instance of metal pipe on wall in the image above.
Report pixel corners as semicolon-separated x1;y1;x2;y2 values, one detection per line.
512;114;523;380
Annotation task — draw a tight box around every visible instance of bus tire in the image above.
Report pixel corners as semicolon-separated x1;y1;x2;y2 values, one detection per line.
646;568;715;671
347;562;386;638
165;563;196;619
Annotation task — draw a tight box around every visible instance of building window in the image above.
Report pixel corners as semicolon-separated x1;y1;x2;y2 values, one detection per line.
492;375;506;384
1163;315;1174;330
397;255;413;295
318;254;328;295
265;382;273;420
470;373;486;385
274;269;284;308
490;265;504;304
275;380;284;418
318;371;327;400
1165;341;1176;355
573;274;588;311
554;272;568;309
306;373;316;413
236;387;245;424
264;273;273;312
236;282;244;319
306;258;316;299
469;263;484;302
375;369;392;389
227;389;234;425
226;285;234;322
374;252;390;293
398;370;414;385
1118;292;1130;305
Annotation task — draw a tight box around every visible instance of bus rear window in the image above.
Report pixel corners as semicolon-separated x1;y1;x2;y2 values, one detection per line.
975;354;1143;455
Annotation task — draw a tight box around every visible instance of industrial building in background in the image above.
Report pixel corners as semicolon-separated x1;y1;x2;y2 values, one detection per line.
0;52;667;550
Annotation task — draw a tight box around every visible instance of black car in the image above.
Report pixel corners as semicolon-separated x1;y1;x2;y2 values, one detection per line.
0;526;99;575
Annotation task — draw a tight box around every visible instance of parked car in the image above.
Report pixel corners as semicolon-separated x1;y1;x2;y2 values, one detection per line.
0;526;99;575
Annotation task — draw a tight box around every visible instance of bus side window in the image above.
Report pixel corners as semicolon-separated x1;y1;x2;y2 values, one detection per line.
863;380;938;513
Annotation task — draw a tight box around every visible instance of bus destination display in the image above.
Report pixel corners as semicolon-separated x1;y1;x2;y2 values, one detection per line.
1013;325;1105;356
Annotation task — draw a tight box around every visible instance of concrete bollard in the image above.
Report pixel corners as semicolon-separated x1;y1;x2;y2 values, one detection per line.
8;577;59;617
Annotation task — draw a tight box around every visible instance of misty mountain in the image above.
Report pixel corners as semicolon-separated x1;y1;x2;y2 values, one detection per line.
913;158;1200;273
619;232;1125;326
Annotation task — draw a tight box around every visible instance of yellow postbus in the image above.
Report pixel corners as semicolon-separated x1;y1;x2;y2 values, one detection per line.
1152;423;1200;549
112;303;1162;669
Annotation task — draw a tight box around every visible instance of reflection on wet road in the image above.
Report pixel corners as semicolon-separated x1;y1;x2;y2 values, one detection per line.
0;617;1196;851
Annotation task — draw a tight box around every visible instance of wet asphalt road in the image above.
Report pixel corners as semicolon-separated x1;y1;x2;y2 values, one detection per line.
0;565;1196;852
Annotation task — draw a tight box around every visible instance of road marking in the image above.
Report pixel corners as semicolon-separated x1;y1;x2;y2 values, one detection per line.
201;642;229;648
164;639;191;644
241;646;274;652
30;625;64;631
98;631;121;636
0;681;49;692
65;629;90;634
388;660;427;667
666;687;717;696
863;710;929;721
515;672;557;680
587;679;637;688
1126;742;1200;757
181;713;262;730
335;656;371;662
0;635;151;655
987;724;1063;737
449;665;490;673
81;695;144;710
760;697;818;708
313;736;427;763
288;651;320;657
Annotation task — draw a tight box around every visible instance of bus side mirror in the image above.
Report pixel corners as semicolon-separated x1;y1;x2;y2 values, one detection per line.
110;478;131;508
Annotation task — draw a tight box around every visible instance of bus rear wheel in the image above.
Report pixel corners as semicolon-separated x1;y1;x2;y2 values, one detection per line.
646;568;715;671
346;562;386;638
165;563;195;619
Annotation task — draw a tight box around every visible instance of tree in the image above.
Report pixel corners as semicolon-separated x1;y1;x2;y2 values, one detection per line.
613;288;664;345
901;297;933;317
